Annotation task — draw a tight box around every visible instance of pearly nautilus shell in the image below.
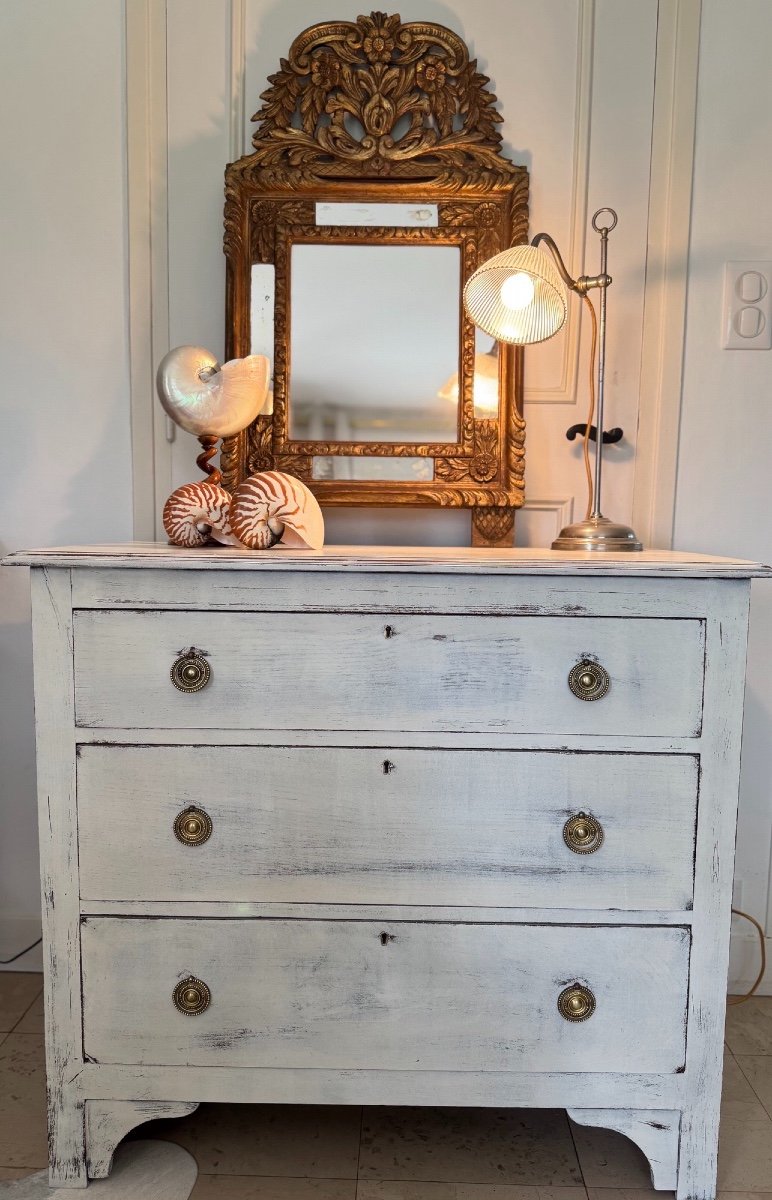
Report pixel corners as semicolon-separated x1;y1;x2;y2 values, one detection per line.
157;346;270;438
230;471;325;551
163;481;241;548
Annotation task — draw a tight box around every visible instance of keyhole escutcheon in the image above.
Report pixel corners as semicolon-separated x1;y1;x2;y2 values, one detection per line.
383;624;396;639
382;760;396;774
380;931;396;945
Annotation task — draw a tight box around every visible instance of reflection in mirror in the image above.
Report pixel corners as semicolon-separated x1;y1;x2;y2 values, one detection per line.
312;456;434;481
437;329;499;417
289;244;460;443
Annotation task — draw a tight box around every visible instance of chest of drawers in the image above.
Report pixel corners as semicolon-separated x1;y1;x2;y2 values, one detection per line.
9;543;768;1196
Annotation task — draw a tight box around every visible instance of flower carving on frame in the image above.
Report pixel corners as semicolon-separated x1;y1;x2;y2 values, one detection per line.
476;202;499;227
470;452;498;482
310;52;342;91
361;12;400;62
416;54;448;94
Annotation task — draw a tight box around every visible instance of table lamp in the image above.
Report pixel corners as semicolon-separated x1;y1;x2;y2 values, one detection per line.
463;207;642;552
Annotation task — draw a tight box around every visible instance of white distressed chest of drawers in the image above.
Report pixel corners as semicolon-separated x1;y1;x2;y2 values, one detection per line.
10;543;769;1196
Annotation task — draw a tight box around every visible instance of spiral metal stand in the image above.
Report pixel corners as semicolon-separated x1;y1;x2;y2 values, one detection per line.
196;435;223;486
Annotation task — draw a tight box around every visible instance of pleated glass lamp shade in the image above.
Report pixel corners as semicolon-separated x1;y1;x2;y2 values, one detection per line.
463;243;569;345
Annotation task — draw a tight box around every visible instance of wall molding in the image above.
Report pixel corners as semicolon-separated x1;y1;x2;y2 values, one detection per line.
126;0;172;540
518;497;575;544
632;0;702;548
524;0;593;406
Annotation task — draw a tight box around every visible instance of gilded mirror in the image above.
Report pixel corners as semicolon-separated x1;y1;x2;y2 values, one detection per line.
221;11;529;545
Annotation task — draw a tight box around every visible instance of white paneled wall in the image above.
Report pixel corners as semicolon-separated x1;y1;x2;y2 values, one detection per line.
674;0;772;991
0;0;133;966
0;0;769;989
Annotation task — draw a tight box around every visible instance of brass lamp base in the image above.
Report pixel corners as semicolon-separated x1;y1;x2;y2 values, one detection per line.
552;515;643;552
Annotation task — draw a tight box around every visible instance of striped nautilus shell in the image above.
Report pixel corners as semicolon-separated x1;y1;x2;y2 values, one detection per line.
230;471;325;551
157;346;270;438
162;481;241;548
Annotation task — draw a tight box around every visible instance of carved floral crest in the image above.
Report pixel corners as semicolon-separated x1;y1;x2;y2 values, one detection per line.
249;10;515;184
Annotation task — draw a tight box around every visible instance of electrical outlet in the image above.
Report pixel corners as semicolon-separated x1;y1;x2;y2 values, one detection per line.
722;261;772;349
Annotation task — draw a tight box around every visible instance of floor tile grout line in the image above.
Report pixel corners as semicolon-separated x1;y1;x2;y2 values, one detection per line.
733;1049;772;1120
564;1108;587;1189
354;1104;365;1192
6;987;44;1037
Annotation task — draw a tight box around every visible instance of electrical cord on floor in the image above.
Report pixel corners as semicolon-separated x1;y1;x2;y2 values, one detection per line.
728;908;767;1005
0;936;42;965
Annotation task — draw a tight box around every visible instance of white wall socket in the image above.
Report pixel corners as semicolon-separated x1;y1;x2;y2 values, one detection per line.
722;260;772;349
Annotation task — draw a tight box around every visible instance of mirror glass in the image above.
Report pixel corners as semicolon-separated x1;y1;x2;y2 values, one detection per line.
288;244;461;443
312;455;433;481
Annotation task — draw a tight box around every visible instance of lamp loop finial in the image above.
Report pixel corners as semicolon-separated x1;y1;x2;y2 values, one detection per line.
591;207;618;234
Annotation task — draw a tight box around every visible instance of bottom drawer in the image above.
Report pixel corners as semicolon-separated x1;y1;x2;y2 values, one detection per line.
81;918;689;1074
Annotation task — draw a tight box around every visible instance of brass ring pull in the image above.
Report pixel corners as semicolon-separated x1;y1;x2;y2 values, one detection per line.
568;659;610;701
171;649;211;693
173;806;213;847
558;984;596;1022
172;977;211;1016
563;812;604;855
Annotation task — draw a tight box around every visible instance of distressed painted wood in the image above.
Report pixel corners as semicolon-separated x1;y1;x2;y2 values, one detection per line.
84;1100;198;1178
77;746;699;909
13;547;766;1191
72;726;704;751
80;918;690;1074
7;543;770;576
72;610;706;736
676;581;752;1200
77;900;693;924
67;567;753;616
29;568;86;1188
567;1108;680;1189
77;1060;687;1109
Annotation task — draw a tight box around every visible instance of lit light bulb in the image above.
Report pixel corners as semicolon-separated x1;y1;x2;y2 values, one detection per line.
500;271;535;312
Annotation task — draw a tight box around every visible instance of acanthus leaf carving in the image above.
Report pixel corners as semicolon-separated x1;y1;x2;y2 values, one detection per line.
247;11;517;185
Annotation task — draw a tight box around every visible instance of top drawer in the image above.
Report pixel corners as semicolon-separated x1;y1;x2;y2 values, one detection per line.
73;610;704;736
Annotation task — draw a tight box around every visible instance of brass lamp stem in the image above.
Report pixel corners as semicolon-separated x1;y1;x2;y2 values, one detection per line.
592;217;610;521
533;219;614;521
540;207;643;551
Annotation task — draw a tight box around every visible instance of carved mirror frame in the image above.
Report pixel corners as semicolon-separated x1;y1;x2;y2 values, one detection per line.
221;11;529;545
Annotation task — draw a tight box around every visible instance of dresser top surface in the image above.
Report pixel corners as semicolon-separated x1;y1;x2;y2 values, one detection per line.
4;542;770;577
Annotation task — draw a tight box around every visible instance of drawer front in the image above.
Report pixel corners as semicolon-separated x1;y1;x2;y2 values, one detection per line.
81;918;689;1073
73;610;704;736
77;746;698;910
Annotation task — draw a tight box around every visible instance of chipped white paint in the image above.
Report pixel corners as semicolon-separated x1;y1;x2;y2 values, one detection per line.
72;610;706;737
81;918;690;1074
84;1102;198;1178
567;1108;680;1189
11;546;766;1193
77;746;699;910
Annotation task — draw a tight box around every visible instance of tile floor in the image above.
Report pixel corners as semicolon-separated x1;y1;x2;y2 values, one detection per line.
2;974;772;1198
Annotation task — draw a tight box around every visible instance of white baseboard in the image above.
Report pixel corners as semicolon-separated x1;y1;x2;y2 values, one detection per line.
729;927;772;996
0;914;43;973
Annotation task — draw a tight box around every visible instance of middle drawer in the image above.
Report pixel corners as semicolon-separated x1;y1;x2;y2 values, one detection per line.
77;746;697;910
